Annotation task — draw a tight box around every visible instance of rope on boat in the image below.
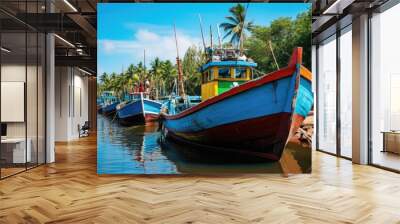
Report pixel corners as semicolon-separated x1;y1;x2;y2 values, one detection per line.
111;112;118;122
252;68;267;78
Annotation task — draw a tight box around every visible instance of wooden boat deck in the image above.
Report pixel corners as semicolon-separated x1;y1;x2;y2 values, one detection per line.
0;134;400;223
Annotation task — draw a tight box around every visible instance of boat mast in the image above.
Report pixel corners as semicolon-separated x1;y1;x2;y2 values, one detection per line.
198;14;206;51
217;24;222;48
210;25;213;49
173;24;185;98
143;49;146;93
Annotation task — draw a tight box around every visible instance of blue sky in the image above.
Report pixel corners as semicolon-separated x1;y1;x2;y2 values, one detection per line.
98;3;310;75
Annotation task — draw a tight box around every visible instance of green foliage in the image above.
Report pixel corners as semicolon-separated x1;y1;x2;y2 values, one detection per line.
160;60;177;96
98;46;206;98
98;58;181;99
245;10;311;74
149;57;163;99
220;3;253;52
97;9;311;99
182;45;207;95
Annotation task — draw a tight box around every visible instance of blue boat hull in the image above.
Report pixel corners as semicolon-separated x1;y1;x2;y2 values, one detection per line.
161;48;313;161
117;97;162;126
102;101;119;116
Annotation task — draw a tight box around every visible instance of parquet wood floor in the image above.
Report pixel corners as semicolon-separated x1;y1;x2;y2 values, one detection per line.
0;135;399;223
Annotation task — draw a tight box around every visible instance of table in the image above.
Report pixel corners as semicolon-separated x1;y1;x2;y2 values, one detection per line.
381;131;400;154
1;138;31;163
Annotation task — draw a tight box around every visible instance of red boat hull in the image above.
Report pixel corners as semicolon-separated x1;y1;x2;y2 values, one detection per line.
119;113;159;126
165;112;305;161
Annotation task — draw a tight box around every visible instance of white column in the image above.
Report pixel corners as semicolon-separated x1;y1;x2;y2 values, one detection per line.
352;14;369;164
311;45;317;151
46;33;55;163
45;0;55;163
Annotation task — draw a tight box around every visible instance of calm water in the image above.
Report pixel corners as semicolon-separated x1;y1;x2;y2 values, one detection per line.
97;114;311;174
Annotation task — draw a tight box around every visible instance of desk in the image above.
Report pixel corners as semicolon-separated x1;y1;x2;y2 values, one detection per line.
382;131;400;154
1;138;31;163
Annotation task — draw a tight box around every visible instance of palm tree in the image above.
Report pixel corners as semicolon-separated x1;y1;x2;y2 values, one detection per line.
161;60;177;95
136;62;146;85
100;72;113;94
98;72;109;97
124;64;137;94
219;3;253;52
99;72;108;84
150;57;163;99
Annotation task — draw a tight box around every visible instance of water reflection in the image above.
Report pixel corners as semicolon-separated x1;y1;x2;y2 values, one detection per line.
97;115;311;174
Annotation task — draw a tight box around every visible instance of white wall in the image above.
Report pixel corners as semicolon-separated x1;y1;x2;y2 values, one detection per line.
1;65;26;139
317;35;337;154
55;67;89;141
370;4;400;159
1;63;46;164
55;67;69;141
1;64;41;136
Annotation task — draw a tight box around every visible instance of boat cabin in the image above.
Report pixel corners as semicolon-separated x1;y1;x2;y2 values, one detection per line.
101;91;119;105
199;56;257;101
124;92;150;102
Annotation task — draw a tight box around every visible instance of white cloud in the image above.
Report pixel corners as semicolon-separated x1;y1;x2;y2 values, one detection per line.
98;29;202;66
124;22;176;36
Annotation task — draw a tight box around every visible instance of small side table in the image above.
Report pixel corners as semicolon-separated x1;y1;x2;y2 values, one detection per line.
381;131;400;154
1;138;32;164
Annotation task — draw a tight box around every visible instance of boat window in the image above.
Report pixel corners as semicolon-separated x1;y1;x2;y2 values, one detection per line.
218;67;231;78
203;71;209;83
208;71;214;81
235;67;247;79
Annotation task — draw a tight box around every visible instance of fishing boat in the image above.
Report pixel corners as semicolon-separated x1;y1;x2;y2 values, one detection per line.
163;95;201;115
99;91;120;116
117;92;162;126
116;49;163;126
97;98;104;113
160;47;313;161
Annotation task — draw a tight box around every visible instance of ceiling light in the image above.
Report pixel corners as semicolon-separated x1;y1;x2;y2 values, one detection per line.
1;47;11;53
63;0;78;12
78;67;92;76
54;34;75;48
322;0;355;15
323;0;341;14
76;48;85;55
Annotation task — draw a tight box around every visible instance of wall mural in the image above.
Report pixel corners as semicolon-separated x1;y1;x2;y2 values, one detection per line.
97;3;313;174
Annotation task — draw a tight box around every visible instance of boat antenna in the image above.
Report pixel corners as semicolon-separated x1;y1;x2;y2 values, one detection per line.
173;23;185;98
210;25;213;49
174;24;180;58
198;14;206;51
122;64;125;95
174;78;177;96
143;49;146;93
217;24;222;48
143;49;145;69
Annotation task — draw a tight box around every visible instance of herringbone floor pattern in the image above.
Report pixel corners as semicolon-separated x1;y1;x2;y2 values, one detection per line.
1;135;400;224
